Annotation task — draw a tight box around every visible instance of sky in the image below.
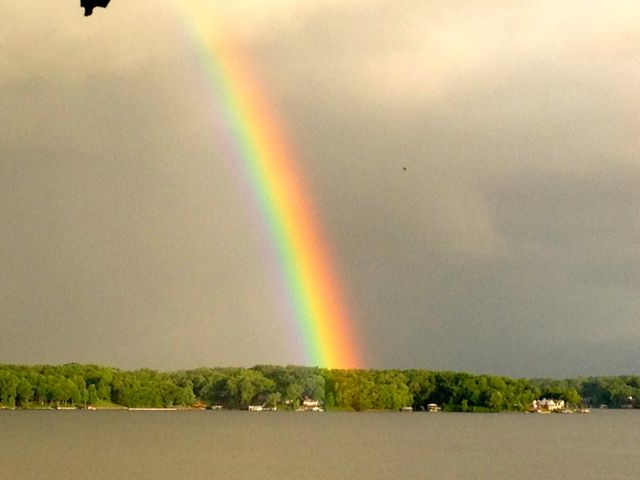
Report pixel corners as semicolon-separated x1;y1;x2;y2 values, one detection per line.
1;1;639;378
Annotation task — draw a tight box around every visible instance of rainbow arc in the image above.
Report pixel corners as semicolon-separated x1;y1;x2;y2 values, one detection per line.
182;3;361;368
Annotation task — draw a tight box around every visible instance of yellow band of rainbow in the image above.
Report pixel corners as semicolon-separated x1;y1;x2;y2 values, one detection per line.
181;3;361;368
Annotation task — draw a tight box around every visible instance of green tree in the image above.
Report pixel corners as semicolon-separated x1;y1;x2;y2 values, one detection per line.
0;370;19;407
87;384;98;405
225;369;275;408
16;378;34;407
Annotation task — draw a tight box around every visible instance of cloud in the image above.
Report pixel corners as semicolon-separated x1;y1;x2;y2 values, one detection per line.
241;0;640;107
1;0;639;375
0;2;183;84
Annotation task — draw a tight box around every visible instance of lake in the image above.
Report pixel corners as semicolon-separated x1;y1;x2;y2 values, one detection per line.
1;410;638;479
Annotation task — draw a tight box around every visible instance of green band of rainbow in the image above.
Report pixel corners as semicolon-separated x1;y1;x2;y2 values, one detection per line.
181;3;361;368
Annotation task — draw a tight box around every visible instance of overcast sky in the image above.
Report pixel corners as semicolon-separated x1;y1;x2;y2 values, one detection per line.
1;1;639;377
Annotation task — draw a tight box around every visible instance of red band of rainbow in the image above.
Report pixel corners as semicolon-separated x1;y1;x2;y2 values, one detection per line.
181;3;361;368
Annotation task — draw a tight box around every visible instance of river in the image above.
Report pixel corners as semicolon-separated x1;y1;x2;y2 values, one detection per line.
1;410;638;479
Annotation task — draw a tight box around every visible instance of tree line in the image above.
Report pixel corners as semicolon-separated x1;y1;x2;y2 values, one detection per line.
0;363;638;411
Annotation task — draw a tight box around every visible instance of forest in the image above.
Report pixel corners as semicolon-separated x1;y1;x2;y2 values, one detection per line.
0;363;639;411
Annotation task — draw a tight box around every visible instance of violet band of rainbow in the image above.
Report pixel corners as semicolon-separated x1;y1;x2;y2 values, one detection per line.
181;3;361;368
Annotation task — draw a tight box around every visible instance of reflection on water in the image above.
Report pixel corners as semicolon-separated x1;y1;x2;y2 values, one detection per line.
1;410;639;480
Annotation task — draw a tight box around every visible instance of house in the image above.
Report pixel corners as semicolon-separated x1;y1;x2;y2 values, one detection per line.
302;398;320;409
531;398;565;413
297;397;324;412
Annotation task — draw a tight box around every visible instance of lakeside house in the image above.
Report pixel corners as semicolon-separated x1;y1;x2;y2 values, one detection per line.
530;398;565;413
296;397;324;412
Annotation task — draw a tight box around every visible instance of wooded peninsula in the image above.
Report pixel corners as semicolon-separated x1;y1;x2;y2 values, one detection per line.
1;364;638;412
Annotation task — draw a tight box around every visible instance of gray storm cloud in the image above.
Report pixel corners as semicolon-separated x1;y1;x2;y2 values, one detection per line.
1;1;639;376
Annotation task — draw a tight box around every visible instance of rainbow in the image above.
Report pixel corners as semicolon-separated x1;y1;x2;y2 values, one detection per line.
180;3;361;368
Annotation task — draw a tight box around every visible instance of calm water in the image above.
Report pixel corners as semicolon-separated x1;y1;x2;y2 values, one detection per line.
1;410;639;479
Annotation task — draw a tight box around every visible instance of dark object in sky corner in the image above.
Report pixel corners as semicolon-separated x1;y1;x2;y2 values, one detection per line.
82;0;110;16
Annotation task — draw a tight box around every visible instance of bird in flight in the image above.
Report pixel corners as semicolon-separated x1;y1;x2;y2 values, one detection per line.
82;0;110;16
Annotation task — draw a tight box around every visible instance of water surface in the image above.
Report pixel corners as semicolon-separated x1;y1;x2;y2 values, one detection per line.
2;410;638;479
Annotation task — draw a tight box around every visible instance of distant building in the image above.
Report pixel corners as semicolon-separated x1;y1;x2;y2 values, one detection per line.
302;398;320;409
297;397;324;412
531;398;565;413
